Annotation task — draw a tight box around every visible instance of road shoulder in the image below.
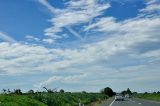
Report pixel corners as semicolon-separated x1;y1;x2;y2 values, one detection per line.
91;97;115;106
134;98;160;104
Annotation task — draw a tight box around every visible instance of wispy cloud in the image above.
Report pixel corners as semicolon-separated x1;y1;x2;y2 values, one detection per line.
0;31;17;43
38;0;110;41
35;0;160;90
35;73;87;88
66;26;84;41
1;10;159;88
38;0;60;13
42;38;55;44
140;0;160;15
26;35;40;42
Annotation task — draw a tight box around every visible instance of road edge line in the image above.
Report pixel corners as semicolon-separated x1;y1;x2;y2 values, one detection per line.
109;99;115;106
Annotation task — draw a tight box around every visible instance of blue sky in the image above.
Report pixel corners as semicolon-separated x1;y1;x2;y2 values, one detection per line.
0;0;160;92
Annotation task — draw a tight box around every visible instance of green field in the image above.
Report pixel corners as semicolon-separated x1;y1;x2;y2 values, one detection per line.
0;93;108;106
0;94;47;106
134;93;160;101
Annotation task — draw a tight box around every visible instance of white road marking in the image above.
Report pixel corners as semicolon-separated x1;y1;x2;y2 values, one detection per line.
109;99;115;106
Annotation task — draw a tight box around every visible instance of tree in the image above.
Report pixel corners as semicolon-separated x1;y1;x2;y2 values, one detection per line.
60;89;65;93
82;91;87;94
121;90;127;96
43;87;58;93
2;89;7;94
144;92;148;95
28;89;34;94
43;87;54;93
102;87;115;97
14;89;22;95
121;88;132;96
7;89;11;94
126;88;132;95
132;92;138;95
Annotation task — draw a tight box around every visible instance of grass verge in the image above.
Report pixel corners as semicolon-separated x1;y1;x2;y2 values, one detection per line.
134;93;160;101
0;94;47;106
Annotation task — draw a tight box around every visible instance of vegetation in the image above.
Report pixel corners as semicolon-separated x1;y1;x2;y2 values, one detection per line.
101;87;115;97
133;92;160;101
30;92;107;106
121;88;132;96
0;94;47;106
2;86;159;106
0;87;108;106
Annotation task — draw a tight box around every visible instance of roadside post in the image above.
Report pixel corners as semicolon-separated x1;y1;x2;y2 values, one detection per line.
79;98;81;106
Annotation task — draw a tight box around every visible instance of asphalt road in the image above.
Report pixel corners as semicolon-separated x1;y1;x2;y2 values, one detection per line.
101;97;160;106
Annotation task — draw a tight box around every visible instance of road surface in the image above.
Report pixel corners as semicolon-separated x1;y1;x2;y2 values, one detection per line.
101;97;160;106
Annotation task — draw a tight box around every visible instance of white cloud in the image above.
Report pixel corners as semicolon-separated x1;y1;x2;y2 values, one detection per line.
36;73;87;88
66;26;84;40
140;4;160;14
26;35;57;44
142;49;160;57
139;0;160;18
1;0;160;91
26;35;40;42
1;8;160;84
147;0;160;5
0;42;58;74
85;16;160;37
42;38;55;44
137;49;160;62
38;0;110;41
34;1;160;89
1;12;159;83
0;31;17;43
84;17;120;32
38;0;60;13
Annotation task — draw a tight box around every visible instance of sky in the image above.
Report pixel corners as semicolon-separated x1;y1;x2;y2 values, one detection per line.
0;0;160;93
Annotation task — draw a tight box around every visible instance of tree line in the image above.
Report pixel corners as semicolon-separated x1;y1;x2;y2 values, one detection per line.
1;87;159;97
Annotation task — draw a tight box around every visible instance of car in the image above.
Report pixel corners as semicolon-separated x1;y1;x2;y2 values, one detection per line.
125;94;132;98
115;94;124;101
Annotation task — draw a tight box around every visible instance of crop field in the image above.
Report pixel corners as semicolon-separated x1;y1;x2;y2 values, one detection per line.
0;93;108;106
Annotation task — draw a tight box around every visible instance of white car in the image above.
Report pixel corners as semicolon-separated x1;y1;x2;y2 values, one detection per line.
125;94;132;98
115;94;124;101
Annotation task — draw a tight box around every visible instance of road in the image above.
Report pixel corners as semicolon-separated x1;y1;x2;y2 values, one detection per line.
101;97;160;106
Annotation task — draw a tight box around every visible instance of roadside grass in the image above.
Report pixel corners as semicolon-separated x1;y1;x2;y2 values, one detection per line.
31;92;108;106
0;94;47;106
134;93;160;101
0;93;108;106
91;101;103;106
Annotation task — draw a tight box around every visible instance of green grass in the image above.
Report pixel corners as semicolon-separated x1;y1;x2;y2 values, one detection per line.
0;93;108;106
31;92;108;106
134;93;160;101
0;94;47;106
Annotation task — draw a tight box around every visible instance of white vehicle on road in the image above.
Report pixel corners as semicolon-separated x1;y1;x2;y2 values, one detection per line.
115;94;124;101
125;94;132;98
